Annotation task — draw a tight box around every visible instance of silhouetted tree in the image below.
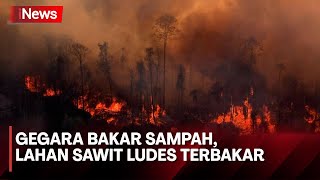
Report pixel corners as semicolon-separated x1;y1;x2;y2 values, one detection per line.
145;48;156;122
120;47;126;67
153;14;179;109
69;41;88;111
276;63;286;125
98;42;113;99
276;63;286;91
45;37;71;95
210;82;224;103
129;68;135;104
190;89;199;104
176;64;185;109
136;61;146;122
242;37;263;66
154;47;162;105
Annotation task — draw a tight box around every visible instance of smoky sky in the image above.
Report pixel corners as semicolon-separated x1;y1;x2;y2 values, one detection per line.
1;0;320;88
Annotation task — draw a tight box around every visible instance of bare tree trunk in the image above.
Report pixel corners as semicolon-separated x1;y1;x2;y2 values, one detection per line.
163;39;167;109
155;50;160;105
108;75;113;98
150;66;155;123
278;69;282;125
79;57;85;111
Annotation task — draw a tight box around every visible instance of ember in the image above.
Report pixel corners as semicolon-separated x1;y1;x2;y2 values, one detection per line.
304;105;318;124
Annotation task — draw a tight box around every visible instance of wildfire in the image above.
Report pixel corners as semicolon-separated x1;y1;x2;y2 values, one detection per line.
94;98;125;114
73;95;91;113
304;105;320;133
25;75;63;97
106;117;116;124
149;104;166;125
261;105;276;133
212;98;276;135
108;98;124;112
74;96;126;117
25;75;42;92
304;105;318;124
43;88;62;97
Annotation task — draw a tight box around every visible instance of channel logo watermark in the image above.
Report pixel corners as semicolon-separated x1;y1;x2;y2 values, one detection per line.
9;6;63;23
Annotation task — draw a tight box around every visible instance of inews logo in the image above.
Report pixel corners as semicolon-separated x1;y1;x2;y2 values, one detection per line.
9;6;63;23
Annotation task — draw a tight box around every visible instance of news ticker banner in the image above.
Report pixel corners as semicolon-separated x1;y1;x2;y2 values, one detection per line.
9;6;63;23
1;128;320;179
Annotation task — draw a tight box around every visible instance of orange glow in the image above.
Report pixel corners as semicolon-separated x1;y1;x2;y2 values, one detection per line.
262;105;275;133
24;75;42;92
108;98;124;112
106;117;116;124
212;98;276;135
304;105;318;124
74;97;126;117
150;104;161;125
304;105;320;133
315;122;320;133
250;87;254;96
25;75;62;96
73;95;92;114
43;88;62;96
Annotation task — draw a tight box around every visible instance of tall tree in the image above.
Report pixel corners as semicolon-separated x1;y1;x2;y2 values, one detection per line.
154;47;162;105
276;63;286;91
276;63;286;125
129;68;135;106
69;41;88;111
120;47;126;67
145;48;156;123
190;89;199;104
45;38;72;96
176;64;186;109
98;42;113;99
136;61;146;122
242;37;263;66
153;14;179;109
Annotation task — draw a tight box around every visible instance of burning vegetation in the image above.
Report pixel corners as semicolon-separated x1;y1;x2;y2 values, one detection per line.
3;5;320;135
20;27;320;134
212;98;275;135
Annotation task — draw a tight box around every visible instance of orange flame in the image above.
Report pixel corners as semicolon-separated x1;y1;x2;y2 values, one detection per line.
304;105;318;124
25;76;62;96
94;98;125;114
108;98;124;112
150;104;162;125
262;105;276;133
304;105;320;133
25;75;42;92
74;96;126;117
212;98;276;135
73;95;92;114
43;88;62;96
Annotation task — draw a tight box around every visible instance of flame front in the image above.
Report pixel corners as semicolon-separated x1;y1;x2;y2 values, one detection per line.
25;75;42;92
94;98;125;114
149;104;166;125
212;98;276;135
73;96;126;118
43;88;62;97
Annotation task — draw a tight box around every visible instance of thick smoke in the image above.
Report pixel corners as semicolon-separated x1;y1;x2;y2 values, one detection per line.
1;0;320;90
